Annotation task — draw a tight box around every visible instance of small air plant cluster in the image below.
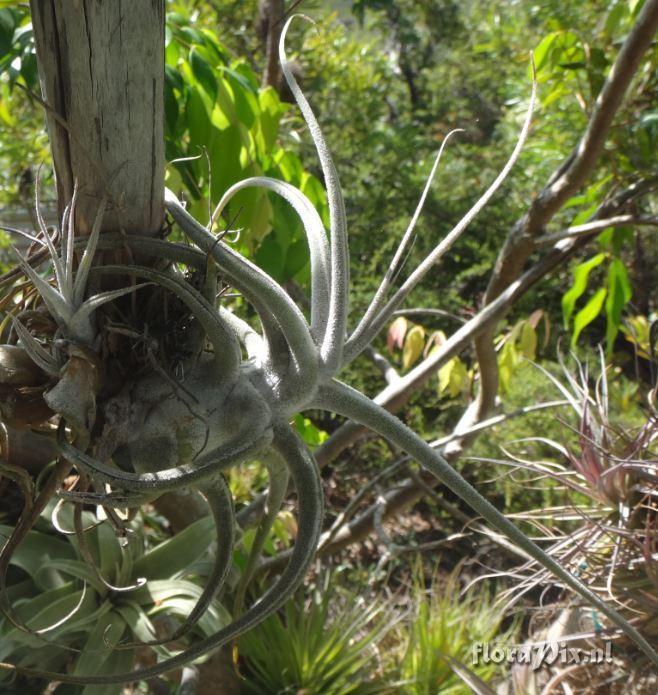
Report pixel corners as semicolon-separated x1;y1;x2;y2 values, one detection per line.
492;353;658;689
0;18;657;686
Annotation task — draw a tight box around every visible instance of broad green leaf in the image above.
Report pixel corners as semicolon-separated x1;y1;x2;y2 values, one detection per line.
164;78;179;135
572;287;607;346
629;0;646;18
190;47;217;102
214;76;238;125
0;9;15;56
402;325;425;372
231;183;272;245
294;414;328;447
274;150;304;183
0;525;74;590
5;584;96;643
605;3;629;36
149;595;229;637
165;34;180;66
132;515;215;581
35;559;103;593
300;174;330;229
597;224;633;253
605;257;632;350
533;32;558;73
518;321;537;360
562;252;606;328
208;125;243;199
178;26;206;45
115;602;157;643
257;86;286;152
81;647;135;695
98;522;123;581
185;86;213;146
497;340;519;395
134;580;231;635
224;67;258;128
438;357;469;399
283;237;310;279
0;98;13;126
254;235;285;280
199;29;229;64
75;612;132;695
135;578;216;604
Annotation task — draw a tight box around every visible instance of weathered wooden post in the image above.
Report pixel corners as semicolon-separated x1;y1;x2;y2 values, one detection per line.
29;1;164;235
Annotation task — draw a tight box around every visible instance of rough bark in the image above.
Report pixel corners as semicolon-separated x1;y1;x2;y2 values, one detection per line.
29;0;165;235
261;0;285;91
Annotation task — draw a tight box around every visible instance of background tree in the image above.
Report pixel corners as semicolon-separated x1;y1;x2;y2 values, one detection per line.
0;1;657;692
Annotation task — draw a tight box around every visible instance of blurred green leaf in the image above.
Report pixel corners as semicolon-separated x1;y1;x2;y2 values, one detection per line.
605;257;632;350
562;252;606;328
572;287;607;345
402;325;425;371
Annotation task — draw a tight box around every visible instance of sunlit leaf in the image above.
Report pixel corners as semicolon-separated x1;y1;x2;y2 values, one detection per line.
605;257;632;350
132;516;215;581
402;325;425;371
572;287;607;346
190;46;217;102
518;321;537;360
562;252;606;328
438;357;469;398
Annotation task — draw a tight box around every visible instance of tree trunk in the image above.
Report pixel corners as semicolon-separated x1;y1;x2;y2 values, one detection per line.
29;0;164;235
261;0;285;91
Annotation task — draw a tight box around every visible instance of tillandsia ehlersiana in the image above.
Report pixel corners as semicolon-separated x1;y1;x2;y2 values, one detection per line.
0;16;657;685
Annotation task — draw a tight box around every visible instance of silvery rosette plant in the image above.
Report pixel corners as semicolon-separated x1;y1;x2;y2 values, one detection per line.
0;18;656;686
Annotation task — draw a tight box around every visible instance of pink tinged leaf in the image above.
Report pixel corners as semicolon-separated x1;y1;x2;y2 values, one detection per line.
578;405;603;488
387;316;407;352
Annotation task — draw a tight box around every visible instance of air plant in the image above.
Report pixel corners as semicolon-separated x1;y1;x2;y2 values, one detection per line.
484;352;658;689
0;17;656;686
0;501;231;687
